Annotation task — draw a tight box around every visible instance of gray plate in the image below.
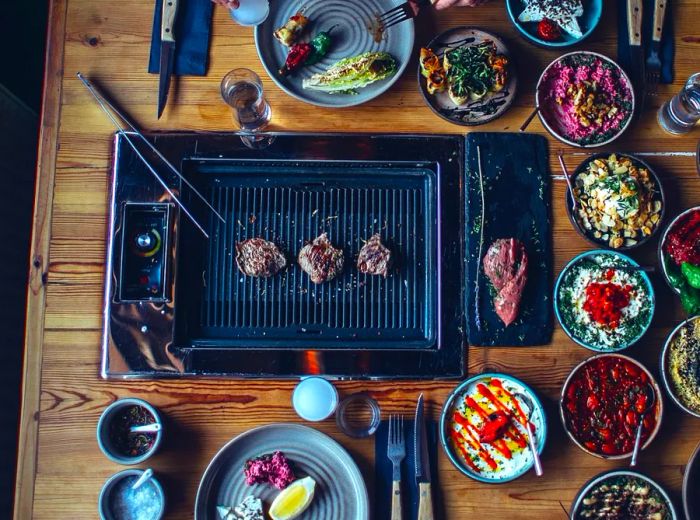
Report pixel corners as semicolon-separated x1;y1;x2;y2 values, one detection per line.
418;27;517;126
254;0;413;108
194;423;369;520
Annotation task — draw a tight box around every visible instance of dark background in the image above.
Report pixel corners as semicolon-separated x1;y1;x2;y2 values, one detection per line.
0;0;49;516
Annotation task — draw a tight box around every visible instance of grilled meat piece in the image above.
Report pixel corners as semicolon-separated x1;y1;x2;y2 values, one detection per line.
357;234;392;277
483;238;528;327
235;238;287;278
298;233;344;284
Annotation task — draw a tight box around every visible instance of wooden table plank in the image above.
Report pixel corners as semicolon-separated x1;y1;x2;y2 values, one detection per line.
16;0;700;519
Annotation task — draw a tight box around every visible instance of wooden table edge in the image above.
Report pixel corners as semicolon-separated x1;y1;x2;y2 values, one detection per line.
13;0;68;518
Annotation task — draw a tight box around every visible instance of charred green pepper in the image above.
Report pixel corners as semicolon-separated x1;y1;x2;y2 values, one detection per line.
680;285;700;315
682;261;700;289
305;25;338;66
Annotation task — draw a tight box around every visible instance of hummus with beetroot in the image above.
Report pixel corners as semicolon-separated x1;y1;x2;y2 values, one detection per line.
541;54;633;146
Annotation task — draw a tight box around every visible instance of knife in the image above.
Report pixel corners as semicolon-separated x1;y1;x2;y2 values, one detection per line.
414;393;434;520
157;0;179;119
626;0;645;111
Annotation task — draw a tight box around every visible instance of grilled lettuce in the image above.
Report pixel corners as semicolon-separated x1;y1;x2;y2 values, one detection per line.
302;52;397;94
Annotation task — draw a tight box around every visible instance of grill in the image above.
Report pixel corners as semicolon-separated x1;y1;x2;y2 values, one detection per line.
179;160;438;349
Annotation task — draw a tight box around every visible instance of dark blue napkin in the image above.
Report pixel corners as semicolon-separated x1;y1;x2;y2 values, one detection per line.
375;419;440;520
148;0;214;75
617;0;674;84
464;133;553;347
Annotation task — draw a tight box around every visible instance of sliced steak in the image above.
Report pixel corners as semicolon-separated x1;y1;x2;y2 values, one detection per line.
483;238;528;327
235;238;287;277
297;233;344;284
357;234;393;277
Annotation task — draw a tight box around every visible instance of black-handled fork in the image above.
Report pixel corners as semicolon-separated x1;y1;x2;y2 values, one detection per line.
645;0;668;97
377;0;431;30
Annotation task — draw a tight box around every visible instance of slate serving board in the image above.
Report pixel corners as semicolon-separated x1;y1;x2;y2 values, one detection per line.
464;132;553;346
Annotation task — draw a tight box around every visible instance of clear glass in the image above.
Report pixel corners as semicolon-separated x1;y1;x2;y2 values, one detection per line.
229;0;270;27
658;72;700;135
221;68;271;132
335;394;381;438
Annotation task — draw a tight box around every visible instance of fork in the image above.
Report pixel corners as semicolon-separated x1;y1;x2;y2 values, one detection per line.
645;0;669;97
387;414;406;520
377;0;431;30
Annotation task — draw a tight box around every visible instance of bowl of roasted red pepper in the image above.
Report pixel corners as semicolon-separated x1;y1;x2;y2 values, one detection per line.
659;206;700;316
560;354;663;459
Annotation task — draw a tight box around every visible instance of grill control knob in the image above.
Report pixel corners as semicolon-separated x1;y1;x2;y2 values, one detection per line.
132;229;161;257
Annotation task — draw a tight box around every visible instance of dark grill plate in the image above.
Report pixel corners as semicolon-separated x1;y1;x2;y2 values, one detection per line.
180;160;438;349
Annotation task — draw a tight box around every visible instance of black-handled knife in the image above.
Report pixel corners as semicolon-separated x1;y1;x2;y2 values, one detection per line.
157;0;179;119
414;393;434;520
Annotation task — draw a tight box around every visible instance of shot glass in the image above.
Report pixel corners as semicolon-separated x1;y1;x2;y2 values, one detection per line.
220;68;271;132
230;0;270;27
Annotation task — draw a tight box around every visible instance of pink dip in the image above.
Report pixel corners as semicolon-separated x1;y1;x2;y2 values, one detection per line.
244;451;295;490
542;57;631;144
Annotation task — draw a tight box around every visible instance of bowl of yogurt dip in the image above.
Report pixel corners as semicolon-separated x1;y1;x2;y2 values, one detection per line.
536;51;635;148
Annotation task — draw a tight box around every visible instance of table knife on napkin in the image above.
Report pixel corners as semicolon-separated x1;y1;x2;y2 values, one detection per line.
414;394;434;520
626;0;646;108
157;0;179;119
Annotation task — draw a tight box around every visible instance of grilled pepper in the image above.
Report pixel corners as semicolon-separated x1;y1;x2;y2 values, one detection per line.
305;26;338;66
278;42;313;76
273;11;309;47
682;262;700;289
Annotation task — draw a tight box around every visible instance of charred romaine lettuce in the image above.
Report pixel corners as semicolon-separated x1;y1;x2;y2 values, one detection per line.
302;52;397;94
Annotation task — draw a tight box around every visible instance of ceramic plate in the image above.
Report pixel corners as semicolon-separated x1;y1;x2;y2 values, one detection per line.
418;27;517;126
440;373;546;483
194;423;369;520
254;0;413;108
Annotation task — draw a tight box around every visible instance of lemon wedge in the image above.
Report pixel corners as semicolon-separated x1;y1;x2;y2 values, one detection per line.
269;476;316;520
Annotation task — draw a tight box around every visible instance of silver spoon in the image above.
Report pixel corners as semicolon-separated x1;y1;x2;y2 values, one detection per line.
631;383;656;467
514;392;543;477
131;468;153;491
557;154;579;213
130;423;161;434
519;106;540;132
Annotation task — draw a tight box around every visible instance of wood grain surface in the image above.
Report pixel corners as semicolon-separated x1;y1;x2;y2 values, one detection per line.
15;1;700;519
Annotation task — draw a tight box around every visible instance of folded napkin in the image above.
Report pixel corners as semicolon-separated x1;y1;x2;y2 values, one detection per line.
617;0;675;84
375;419;440;520
464;133;553;347
148;0;214;75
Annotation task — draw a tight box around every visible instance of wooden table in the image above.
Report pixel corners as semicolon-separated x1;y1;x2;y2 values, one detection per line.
14;1;700;518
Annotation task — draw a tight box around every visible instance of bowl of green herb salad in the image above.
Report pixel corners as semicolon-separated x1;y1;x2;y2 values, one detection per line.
554;250;654;352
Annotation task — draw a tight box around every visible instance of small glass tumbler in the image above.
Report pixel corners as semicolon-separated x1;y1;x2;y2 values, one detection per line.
230;0;270;26
658;72;700;135
220;68;271;132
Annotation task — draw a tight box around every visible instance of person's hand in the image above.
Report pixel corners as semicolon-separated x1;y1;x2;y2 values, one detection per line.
211;0;239;9
432;0;490;9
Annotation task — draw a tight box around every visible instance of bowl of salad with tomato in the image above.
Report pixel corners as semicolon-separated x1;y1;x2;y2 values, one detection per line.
560;354;663;459
659;206;700;315
555;250;655;352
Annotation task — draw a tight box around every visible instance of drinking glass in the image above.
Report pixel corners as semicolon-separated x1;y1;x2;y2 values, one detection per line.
220;68;271;132
658;72;700;135
230;0;270;26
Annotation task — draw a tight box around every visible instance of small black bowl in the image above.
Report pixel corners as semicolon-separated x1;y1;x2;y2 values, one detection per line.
565;153;666;251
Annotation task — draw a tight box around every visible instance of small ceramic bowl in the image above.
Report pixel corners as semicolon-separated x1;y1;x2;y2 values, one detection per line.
684;440;700;519
566;153;666;251
440;373;547;484
570;469;678;519
560;354;663;460
506;0;603;48
658;206;700;294
660;316;700;418
99;469;166;520
97;398;163;465
535;51;635;148
554;250;655;352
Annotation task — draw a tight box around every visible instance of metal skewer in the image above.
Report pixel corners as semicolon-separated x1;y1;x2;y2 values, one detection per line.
77;73;224;235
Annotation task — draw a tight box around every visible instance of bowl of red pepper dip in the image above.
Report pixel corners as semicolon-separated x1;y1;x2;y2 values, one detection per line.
440;373;547;483
97;398;163;465
560;354;663;459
